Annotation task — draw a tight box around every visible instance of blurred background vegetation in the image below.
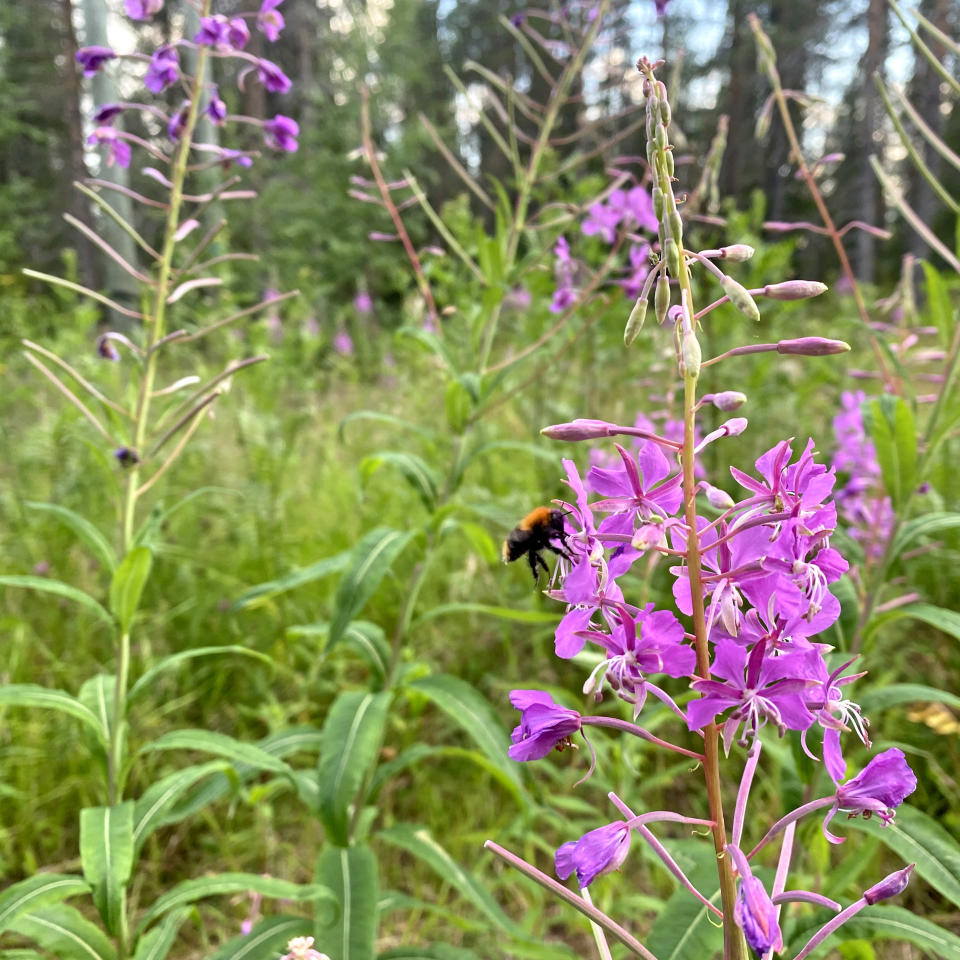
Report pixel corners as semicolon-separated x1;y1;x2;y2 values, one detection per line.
0;0;958;957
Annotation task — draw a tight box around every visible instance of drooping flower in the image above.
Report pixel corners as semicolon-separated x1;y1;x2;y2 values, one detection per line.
555;821;631;888
124;0;163;19
258;0;286;41
93;103;124;125
207;86;227;126
168;101;189;141
195;15;249;50
97;335;120;361
88;127;131;169
863;863;914;904
257;58;292;94
508;690;581;761
822;747;917;843
76;46;115;77
263;114;299;152
144;46;179;94
729;846;784;957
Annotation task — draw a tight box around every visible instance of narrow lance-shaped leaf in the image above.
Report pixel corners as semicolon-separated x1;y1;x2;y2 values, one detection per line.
0;875;90;938
109;547;153;634
204;916;313;960
24;502;117;572
0;576;113;627
315;845;379;960
80;803;135;937
317;691;392;846
9;904;117;960
0;685;107;745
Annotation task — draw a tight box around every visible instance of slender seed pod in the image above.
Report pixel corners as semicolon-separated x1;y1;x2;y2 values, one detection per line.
624;297;648;346
665;238;681;278
655;274;671;325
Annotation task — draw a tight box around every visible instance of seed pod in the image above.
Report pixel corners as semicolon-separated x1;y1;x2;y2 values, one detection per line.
665;149;674;177
668;210;684;245
659;98;671;127
653;186;664;221
654;274;670;325
624;296;647;346
655;123;668;152
664;238;681;277
720;275;761;322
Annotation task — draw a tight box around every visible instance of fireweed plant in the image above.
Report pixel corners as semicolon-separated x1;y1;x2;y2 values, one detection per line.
0;2;339;958
486;62;927;960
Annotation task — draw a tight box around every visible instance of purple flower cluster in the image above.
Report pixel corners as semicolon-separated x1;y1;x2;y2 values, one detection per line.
831;391;894;561
76;0;297;166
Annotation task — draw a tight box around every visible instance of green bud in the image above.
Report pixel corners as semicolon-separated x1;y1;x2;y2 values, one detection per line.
624;295;647;346
665;150;674;177
668;210;684;245
719;244;755;262
659;98;671;127
655;123;668;152
653;186;664;221
721;275;761;322
665;238;681;277
654;274;670;325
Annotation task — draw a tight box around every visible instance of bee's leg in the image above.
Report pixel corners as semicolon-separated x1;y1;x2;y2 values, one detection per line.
534;551;550;581
528;551;541;582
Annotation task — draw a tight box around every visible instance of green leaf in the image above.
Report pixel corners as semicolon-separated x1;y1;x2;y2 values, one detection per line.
444;380;472;435
289;621;391;686
140;729;294;777
0;576;112;627
455;523;499;566
78;675;116;747
412;603;558;629
0;875;90;937
921;260;953;347
360;452;439;511
842;804;960;909
109;547;152;633
80;803;135;936
316;845;379;960
138;874;334;932
231;551;351;612
9;904;116;960
790;906;960;960
128;646;273;702
0;685;107;744
338;410;433;443
865;396;917;510
395;326;455;371
859;684;960;713
329;528;414;648
377;825;520;936
317;691;392;845
866;603;960;645
407;674;526;801
890;512;960;560
133;762;228;855
206;916;313;960
24;502;117;572
380;949;482;960
131;909;188;960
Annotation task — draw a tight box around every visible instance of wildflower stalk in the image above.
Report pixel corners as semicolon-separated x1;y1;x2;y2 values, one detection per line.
747;13;894;391
640;59;743;960
110;3;212;811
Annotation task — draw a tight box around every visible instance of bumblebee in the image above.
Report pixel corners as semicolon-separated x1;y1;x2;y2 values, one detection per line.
502;506;570;581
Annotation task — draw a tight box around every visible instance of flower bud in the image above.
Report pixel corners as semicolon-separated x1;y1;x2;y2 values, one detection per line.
763;280;828;300
655;123;668;152
659;98;671;126
681;328;701;380
777;337;851;356
652;186;664;221
705;391;747;411
668;210;683;243
665;149;674;177
863;864;914;905
541;419;614;441
97;334;120;361
114;447;140;468
721;417;748;436
664;238;681;277
719;244;755;262
624;296;647;346
720;275;761;322
703;484;735;510
654;274;671;325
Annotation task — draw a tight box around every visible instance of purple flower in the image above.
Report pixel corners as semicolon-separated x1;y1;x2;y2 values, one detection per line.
76;46;115;77
257;58;292;94
688;638;821;751
195;15;249;50
88;127;131;168
729;847;783;957
220;149;254;169
550;236;578;313
168;101;189;141
114;447;140;467
258;0;285;41
144;46;179;94
822;748;917;843
228;18;251;49
731;439;836;519
863;864;914;905
581;197;623;244
555;821;631;888
125;0;163;19
354;292;373;313
96;335;120;361
207;86;227;126
93;103;125;125
622;186;659;233
623;243;651;298
508;690;581;761
263;114;299;152
333;331;354;356
550;554;627;659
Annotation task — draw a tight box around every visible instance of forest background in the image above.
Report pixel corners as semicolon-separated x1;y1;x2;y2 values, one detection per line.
1;0;959;958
